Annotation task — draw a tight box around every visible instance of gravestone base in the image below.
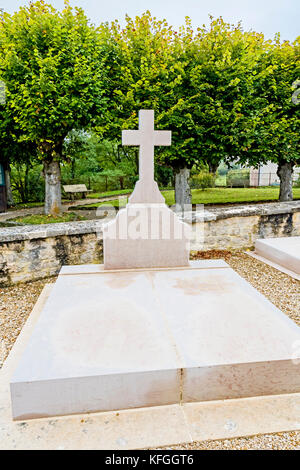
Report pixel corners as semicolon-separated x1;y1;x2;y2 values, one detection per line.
104;203;190;269
10;260;300;420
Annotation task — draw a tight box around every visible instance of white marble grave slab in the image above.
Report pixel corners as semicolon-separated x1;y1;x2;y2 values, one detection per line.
10;260;300;420
255;236;300;276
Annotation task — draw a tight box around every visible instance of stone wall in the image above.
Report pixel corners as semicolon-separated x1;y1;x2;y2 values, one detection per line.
0;202;299;286
199;208;300;250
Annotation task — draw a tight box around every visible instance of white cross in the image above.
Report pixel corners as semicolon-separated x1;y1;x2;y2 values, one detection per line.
122;110;171;182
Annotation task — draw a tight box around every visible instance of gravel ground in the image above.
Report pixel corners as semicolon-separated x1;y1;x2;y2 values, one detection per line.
0;277;57;367
0;251;299;449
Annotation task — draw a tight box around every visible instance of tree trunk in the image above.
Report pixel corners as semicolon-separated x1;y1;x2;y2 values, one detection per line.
43;160;62;215
208;162;219;174
277;161;294;202
175;167;191;211
4;165;14;206
71;158;76;180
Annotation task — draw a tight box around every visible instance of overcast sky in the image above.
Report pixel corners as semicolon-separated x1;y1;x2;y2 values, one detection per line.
1;0;299;42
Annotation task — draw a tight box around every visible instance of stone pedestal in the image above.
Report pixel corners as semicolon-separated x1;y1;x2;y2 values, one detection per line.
103;203;190;269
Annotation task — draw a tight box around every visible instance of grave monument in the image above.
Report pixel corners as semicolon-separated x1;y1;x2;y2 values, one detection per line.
9;110;300;421
103;110;190;269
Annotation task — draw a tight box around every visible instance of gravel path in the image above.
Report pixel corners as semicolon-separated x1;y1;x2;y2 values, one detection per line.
0;206;45;221
0;277;57;367
0;251;299;449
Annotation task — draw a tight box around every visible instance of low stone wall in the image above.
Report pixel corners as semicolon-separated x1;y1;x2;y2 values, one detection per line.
198;203;300;250
0;201;299;286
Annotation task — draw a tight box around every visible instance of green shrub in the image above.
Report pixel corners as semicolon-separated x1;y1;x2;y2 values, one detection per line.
226;169;250;188
191;172;215;190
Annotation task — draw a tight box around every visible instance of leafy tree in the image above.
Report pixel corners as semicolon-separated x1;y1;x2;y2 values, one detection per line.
98;12;194;206
99;13;268;207
159;17;267;205
0;1;107;214
236;37;300;200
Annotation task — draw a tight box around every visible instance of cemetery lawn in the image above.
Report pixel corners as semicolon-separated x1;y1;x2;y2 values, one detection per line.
163;187;300;205
9;212;87;225
11;202;45;210
89;189;133;199
77;187;300;209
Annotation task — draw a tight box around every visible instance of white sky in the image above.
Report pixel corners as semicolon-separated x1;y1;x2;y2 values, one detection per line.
1;0;299;42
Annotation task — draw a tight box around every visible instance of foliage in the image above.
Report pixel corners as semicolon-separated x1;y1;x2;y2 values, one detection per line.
215;174;227;186
191;171;216;190
61;133;137;191
155;165;174;188
226;169;250;187
0;5;299;207
99;13;269;177
10;162;44;203
0;1;106;159
235;37;300;169
0;1;109;213
217;161;241;176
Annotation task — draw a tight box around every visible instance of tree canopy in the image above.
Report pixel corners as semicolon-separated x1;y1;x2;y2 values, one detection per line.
0;3;299;209
0;0;107;213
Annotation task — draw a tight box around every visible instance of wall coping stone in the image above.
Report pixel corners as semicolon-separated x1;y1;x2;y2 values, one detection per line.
206;200;300;222
0;200;299;243
0;220;104;243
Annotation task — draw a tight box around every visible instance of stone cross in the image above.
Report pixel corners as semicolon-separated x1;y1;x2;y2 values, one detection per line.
104;109;190;269
122;110;171;203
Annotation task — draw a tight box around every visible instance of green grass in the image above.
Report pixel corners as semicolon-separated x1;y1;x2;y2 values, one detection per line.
77;187;300;209
10;201;45;210
163;187;300;205
15;187;299;215
89;189;133;199
75;196;130;210
10;212;87;225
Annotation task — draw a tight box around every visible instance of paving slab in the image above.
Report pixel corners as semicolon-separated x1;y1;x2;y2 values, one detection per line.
255;236;300;277
1;285;300;450
9;260;300;420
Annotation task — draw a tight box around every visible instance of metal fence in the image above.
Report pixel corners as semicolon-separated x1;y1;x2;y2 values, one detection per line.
226;171;300;188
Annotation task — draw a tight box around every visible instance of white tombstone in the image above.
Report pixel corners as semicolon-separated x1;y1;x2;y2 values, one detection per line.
103;110;191;269
8;109;300;430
